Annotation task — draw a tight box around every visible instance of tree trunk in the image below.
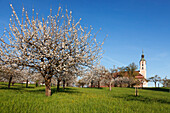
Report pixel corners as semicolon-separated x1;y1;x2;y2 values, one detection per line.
82;85;84;88
45;78;51;96
12;82;14;86
135;87;138;96
98;81;100;88
120;81;122;87
36;82;38;87
57;79;61;91
109;82;112;91
63;80;65;89
91;81;93;88
155;82;156;87
26;79;28;88
8;76;12;88
128;83;130;87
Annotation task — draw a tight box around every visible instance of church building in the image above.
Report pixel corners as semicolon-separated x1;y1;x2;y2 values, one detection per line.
90;51;148;88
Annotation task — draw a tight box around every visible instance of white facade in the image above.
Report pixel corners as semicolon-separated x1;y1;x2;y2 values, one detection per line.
139;51;148;87
140;61;146;78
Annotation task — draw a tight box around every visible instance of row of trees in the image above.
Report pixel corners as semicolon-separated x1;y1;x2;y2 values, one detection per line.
148;75;169;87
0;64;77;89
0;4;105;96
77;64;169;89
77;63;144;90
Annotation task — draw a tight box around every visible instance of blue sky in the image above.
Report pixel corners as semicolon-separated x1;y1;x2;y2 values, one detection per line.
0;0;170;86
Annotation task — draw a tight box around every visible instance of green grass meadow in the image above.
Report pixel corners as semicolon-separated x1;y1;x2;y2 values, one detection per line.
0;82;169;113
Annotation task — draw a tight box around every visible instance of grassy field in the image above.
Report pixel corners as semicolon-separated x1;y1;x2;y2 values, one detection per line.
0;82;169;113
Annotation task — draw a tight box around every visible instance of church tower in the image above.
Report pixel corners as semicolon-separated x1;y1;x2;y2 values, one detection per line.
139;50;147;87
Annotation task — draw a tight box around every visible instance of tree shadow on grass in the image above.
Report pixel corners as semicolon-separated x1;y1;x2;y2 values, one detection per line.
0;85;36;94
0;87;22;90
23;87;82;95
24;88;45;93
113;94;170;104
142;88;170;93
51;87;82;95
0;86;25;94
0;85;35;89
86;87;104;89
23;86;35;88
0;83;8;85
0;85;82;96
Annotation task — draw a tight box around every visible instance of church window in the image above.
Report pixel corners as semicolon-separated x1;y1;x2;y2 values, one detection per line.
142;64;143;66
142;67;144;70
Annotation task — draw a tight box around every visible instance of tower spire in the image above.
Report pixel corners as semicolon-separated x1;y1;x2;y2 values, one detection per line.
141;50;145;59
